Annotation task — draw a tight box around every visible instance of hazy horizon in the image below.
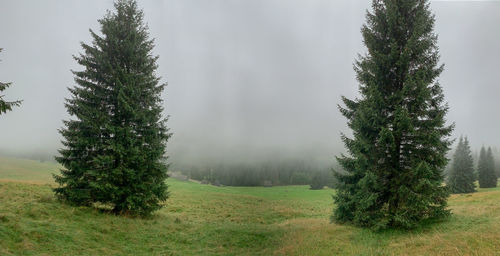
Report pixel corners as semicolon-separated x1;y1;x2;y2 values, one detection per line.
1;0;500;168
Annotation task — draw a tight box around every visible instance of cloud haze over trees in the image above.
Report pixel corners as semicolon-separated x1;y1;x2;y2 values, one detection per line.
0;1;499;185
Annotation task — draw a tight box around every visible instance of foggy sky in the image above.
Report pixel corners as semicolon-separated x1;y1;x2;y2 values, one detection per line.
1;0;500;167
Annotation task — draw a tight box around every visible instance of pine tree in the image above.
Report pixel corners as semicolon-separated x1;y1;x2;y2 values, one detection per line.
333;0;453;230
478;147;497;188
0;48;21;115
447;137;475;193
310;173;326;190
54;0;171;216
487;147;499;187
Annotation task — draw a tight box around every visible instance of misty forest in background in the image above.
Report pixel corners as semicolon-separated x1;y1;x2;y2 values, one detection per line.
176;161;336;188
447;136;497;193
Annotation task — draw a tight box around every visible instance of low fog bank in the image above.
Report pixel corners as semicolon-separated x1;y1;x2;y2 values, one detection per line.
1;1;500;178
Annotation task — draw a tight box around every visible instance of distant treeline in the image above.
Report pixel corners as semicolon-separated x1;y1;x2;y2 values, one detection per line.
0;150;56;163
445;147;500;179
177;161;337;187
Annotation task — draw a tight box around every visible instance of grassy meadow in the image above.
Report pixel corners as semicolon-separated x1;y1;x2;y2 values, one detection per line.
0;157;499;255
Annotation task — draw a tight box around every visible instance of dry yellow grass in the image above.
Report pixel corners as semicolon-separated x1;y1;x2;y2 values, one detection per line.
275;188;500;256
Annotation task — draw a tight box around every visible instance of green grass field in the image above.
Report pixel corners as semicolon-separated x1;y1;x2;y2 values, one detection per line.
0;157;499;255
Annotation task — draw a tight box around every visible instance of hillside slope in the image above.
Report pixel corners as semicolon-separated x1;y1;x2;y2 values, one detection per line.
0;157;499;255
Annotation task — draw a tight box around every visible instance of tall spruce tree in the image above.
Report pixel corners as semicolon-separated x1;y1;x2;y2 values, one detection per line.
478;147;497;188
54;0;171;216
0;48;21;115
333;0;453;230
447;137;475;193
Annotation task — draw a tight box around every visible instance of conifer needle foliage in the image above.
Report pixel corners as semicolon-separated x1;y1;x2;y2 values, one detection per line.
0;48;21;115
333;0;453;230
447;137;476;194
478;146;497;188
54;0;171;216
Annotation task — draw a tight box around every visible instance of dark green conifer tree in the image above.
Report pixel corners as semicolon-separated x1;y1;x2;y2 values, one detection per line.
478;147;497;188
54;0;171;216
0;48;21;115
447;137;475;193
310;173;326;190
333;0;453;230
